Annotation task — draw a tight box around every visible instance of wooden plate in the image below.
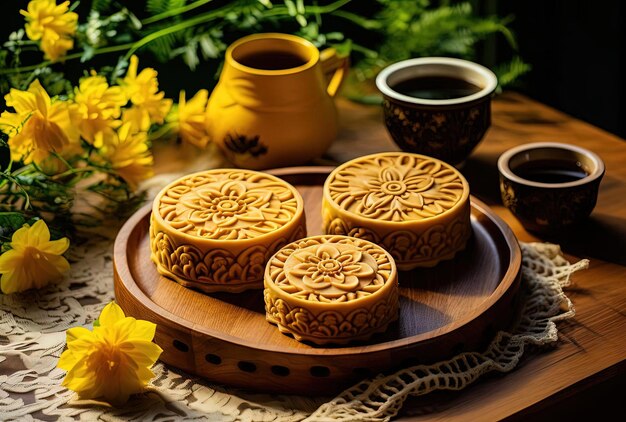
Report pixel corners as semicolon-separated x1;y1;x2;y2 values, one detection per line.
114;166;522;395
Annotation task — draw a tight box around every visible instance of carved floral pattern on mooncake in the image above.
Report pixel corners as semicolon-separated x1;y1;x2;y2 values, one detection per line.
150;221;306;286
322;214;471;266
157;170;299;240
264;290;398;342
327;154;465;221
267;236;393;303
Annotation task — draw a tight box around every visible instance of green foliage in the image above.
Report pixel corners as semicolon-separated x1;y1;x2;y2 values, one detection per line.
0;0;529;245
147;0;187;15
0;212;28;247
1;0;528;97
494;56;531;89
92;0;114;13
351;1;526;83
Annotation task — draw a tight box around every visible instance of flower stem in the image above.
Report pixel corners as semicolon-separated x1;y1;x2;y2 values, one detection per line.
142;0;215;25
1;0;354;77
330;10;382;29
0;43;135;75
263;0;353;17
50;167;101;181
124;9;231;59
309;0;353;14
148;123;175;142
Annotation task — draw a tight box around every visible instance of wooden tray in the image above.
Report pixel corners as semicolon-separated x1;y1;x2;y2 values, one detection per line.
114;166;522;395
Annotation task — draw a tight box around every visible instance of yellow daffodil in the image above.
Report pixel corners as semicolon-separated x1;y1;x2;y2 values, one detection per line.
71;74;127;147
58;301;163;405
0;79;78;164
167;89;211;148
100;123;154;189
21;0;78;62
0;220;70;294
121;55;172;132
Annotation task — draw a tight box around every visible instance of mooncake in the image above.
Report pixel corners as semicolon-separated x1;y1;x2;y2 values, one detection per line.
322;152;471;270
264;235;398;345
150;169;306;293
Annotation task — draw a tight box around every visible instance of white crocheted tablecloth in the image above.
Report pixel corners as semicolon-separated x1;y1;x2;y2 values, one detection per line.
0;152;591;421
0;216;589;422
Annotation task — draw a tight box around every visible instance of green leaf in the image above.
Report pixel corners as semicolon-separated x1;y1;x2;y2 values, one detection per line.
285;0;297;16
332;39;353;57
0;212;27;235
81;45;95;62
92;0;113;12
127;9;143;30
296;14;307;27
147;0;187;15
149;33;178;61
198;35;219;59
494;56;531;88
184;44;200;69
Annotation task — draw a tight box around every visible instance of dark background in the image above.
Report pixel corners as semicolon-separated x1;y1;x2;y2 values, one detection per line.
488;0;626;139
2;0;626;139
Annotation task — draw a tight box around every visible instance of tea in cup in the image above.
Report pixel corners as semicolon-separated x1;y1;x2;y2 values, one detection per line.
498;142;605;233
376;57;497;165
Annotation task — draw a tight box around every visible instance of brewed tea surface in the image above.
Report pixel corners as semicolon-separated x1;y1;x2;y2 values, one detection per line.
392;76;481;100
238;51;307;70
513;159;588;183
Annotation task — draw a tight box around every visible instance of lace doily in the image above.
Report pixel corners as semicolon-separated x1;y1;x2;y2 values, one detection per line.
0;223;588;421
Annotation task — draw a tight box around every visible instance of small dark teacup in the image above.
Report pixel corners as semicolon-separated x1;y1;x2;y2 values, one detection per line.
498;142;605;233
376;57;497;165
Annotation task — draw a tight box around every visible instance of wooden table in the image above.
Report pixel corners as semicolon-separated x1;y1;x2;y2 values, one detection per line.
4;91;622;420
152;91;626;420
319;92;626;420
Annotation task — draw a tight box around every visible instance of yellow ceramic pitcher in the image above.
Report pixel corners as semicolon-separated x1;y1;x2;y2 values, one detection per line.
206;33;348;169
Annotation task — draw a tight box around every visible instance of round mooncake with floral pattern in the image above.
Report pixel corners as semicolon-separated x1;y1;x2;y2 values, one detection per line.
264;235;398;345
150;169;306;293
322;152;471;270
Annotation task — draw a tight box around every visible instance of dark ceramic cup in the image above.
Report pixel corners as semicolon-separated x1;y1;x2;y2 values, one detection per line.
376;57;498;165
498;142;605;233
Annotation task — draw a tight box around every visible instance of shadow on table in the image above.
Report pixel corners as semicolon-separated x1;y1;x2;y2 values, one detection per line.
539;213;626;267
462;155;626;266
461;154;502;206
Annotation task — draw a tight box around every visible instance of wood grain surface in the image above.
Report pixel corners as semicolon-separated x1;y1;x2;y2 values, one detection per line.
326;93;626;420
145;92;626;418
114;168;521;395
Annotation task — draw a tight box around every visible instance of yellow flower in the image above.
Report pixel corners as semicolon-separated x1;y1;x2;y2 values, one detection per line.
71;74;127;147
40;34;74;62
100;123;154;189
167;89;211;148
0;220;70;294
0;79;78;164
58;302;163;405
121;55;172;132
21;0;78;62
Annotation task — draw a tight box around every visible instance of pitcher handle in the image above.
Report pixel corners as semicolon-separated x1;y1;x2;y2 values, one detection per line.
319;48;349;98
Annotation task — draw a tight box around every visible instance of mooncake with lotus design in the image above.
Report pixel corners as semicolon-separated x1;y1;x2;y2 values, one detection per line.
264;235;398;345
322;152;471;270
150;169;306;293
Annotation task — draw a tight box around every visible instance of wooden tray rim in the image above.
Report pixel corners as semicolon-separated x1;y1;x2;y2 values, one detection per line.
114;166;521;357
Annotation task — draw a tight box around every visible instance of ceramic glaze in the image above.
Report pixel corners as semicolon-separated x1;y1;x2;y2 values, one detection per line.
207;33;348;169
376;57;497;165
